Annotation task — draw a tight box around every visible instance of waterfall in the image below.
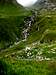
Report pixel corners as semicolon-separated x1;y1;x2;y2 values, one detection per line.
22;10;37;39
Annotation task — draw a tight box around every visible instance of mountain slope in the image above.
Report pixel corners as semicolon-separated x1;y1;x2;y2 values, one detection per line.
0;11;56;75
0;2;28;17
0;1;56;75
0;2;31;49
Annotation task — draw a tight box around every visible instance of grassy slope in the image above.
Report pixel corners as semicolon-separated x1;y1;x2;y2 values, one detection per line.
0;59;56;75
0;4;31;49
0;4;56;75
27;11;56;44
0;3;30;17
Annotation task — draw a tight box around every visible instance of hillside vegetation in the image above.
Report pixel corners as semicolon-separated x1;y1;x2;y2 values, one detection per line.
0;1;56;75
0;3;31;49
0;10;56;75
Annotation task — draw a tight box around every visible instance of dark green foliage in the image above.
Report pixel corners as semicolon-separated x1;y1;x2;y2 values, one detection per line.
0;59;8;75
0;3;30;49
0;16;24;49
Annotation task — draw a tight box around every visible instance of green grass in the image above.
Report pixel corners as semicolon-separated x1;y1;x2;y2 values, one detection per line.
27;16;48;44
0;4;30;17
0;58;56;75
0;41;27;57
27;12;56;44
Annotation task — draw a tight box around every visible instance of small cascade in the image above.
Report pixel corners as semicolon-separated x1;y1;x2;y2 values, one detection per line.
22;28;29;39
22;10;37;39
